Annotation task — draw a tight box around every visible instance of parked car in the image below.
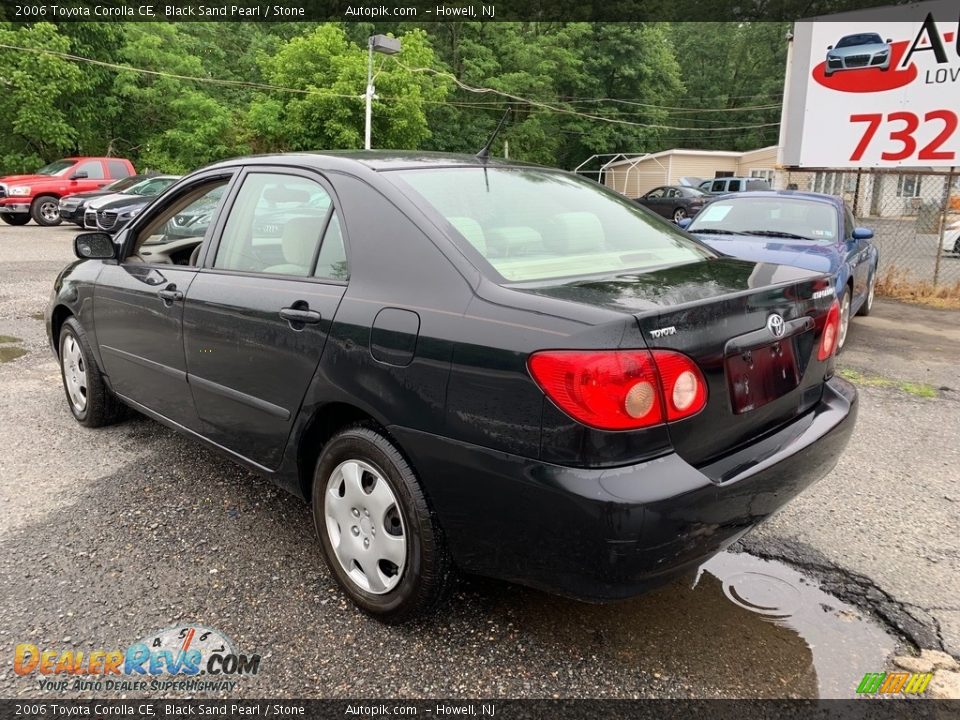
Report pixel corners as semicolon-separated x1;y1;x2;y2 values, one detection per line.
942;219;960;255
634;185;709;223
682;190;879;352
825;33;892;77
47;152;855;622
83;175;180;233
59;175;157;227
0;157;135;226
698;177;771;195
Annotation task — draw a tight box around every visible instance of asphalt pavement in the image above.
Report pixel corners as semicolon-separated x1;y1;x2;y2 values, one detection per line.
1;223;957;699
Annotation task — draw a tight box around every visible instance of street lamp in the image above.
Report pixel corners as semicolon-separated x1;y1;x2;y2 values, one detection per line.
365;34;401;150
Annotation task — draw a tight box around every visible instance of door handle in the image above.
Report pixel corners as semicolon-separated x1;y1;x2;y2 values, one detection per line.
279;306;321;325
158;285;184;303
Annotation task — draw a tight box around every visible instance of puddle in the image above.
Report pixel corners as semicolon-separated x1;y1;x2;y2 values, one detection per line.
0;346;27;363
0;334;22;344
491;551;897;698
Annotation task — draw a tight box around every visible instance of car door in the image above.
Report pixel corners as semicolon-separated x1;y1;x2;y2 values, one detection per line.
182;167;349;470
842;203;869;301
70;160;111;193
93;171;236;430
643;187;667;216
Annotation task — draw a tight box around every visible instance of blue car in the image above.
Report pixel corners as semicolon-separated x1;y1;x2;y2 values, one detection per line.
682;191;879;352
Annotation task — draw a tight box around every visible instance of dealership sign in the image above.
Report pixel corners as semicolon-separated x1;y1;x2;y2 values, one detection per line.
780;0;960;168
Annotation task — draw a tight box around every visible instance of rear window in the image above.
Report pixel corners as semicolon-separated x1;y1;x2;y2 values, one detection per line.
387;168;713;282
688;197;839;243
108;159;132;178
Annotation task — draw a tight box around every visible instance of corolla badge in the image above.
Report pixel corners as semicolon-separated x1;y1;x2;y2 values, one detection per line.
767;314;786;337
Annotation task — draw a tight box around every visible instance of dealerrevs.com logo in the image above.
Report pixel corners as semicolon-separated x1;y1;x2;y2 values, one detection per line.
14;625;262;693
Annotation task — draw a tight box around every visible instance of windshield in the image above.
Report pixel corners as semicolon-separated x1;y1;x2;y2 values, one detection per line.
387;168;714;282
126;177;178;196
837;33;883;48
688;197;839;243
36;160;76;176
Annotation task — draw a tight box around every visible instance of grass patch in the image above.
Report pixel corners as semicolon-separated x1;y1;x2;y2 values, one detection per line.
839;368;938;398
0;335;22;344
875;265;960;310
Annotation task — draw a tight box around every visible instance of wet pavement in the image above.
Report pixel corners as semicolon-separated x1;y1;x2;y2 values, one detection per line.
1;225;957;699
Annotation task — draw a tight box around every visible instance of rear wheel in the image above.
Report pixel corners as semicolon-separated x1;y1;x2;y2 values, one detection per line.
837;287;852;352
31;195;62;226
672;207;687;223
59;317;124;427
1;214;30;226
312;425;452;623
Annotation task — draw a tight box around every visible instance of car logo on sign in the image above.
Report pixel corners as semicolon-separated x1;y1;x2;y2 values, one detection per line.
767;314;786;337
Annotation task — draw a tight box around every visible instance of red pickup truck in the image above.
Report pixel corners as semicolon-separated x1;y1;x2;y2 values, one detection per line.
0;156;136;227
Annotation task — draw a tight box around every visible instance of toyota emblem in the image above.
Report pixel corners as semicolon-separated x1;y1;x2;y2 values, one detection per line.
767;314;786;337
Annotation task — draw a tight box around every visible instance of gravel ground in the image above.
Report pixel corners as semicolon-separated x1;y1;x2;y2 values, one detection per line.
0;223;957;699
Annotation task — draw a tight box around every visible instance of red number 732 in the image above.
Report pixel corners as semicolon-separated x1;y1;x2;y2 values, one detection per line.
849;110;957;162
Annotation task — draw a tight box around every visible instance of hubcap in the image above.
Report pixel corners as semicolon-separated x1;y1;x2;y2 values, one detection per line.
839;291;851;349
324;459;406;594
867;272;876;309
62;334;87;412
40;202;59;222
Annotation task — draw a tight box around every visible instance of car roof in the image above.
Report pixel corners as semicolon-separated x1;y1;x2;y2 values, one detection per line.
205;150;542;173
711;189;844;208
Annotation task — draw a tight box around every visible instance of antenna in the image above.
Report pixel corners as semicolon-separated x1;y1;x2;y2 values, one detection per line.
476;107;511;160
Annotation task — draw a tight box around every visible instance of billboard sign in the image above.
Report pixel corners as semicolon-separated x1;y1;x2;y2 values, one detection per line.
780;0;960;168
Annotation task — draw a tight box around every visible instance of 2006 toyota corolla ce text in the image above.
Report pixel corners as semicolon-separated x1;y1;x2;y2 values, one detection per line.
47;152;856;622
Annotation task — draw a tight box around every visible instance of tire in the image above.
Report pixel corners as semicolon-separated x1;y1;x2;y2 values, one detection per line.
672;207;687;223
837;286;852;353
31;195;62;226
857;266;877;317
312;424;452;623
58;317;124;427
1;214;30;226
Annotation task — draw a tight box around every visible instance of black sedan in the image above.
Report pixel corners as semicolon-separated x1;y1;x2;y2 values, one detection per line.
634;185;709;223
47;152;856;622
58;174;153;226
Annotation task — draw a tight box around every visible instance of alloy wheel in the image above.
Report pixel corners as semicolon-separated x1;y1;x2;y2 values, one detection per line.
673;208;687;223
324;459;406;595
40;201;59;223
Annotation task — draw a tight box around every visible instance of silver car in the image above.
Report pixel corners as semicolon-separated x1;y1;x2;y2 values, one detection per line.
825;33;892;77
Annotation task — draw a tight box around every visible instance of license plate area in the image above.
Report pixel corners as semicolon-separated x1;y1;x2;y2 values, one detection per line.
726;339;801;414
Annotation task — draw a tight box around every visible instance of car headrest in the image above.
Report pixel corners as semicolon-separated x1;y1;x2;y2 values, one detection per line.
547;212;605;254
486;226;543;257
448;217;486;254
282;217;321;268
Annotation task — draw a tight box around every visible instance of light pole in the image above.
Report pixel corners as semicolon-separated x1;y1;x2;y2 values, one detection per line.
365;34;402;150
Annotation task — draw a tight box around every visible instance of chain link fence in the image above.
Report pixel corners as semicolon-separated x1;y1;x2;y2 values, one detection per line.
781;168;960;285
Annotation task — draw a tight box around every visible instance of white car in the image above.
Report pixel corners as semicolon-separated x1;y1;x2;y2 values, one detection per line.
943;219;960;255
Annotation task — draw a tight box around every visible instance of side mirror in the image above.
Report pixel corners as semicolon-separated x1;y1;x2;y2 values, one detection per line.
885;38;892;43
677;218;693;230
74;232;115;260
70;171;88;180
827;45;833;50
852;227;874;240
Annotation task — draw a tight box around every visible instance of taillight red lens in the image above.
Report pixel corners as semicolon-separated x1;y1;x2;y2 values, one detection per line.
527;349;707;430
818;300;841;360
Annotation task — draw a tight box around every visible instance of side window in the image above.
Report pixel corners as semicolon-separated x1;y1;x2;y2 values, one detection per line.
646;188;665;199
135;181;230;265
214;173;333;277
75;161;105;179
711;180;727;192
314;212;349;281
844;205;856;239
727;180;742;192
107;160;132;178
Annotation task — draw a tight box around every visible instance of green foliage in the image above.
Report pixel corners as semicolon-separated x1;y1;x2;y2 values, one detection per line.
0;21;788;174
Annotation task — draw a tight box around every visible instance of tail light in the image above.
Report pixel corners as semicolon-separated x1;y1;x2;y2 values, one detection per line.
527;349;707;431
818;300;841;360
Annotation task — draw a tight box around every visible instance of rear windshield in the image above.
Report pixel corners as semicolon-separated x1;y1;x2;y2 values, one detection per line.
387;167;713;282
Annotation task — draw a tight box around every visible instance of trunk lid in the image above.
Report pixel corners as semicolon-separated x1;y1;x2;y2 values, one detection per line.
526;257;835;468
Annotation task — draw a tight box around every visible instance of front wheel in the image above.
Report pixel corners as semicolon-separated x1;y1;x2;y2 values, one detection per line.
837;287;852;352
673;207;687;223
0;214;30;226
59;317;124;427
312;425;452;623
31;195;62;226
857;267;876;317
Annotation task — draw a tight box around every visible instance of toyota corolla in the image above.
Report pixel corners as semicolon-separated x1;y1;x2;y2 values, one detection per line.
46;152;856;622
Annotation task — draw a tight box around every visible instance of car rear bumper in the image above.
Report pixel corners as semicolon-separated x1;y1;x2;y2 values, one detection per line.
390;375;857;601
